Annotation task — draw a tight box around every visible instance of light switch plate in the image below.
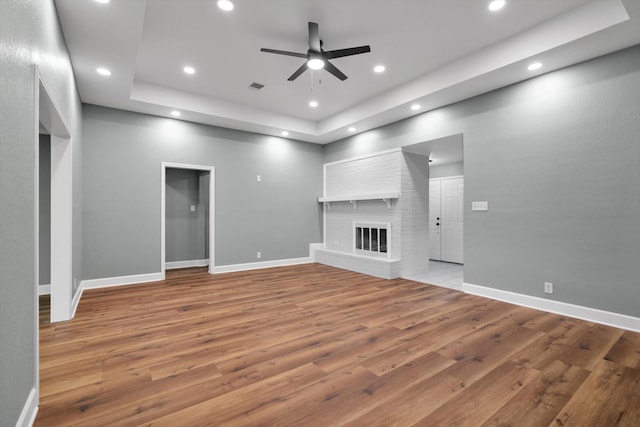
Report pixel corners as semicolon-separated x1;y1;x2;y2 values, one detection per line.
190;205;196;212
472;201;489;211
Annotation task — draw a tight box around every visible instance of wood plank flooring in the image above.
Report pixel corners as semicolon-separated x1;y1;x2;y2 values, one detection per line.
35;264;640;426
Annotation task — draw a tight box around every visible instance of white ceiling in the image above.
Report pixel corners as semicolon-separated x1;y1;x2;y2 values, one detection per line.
55;0;640;145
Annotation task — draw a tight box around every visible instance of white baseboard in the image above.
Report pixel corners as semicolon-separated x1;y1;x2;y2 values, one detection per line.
16;387;38;427
71;286;83;318
80;272;163;290
38;284;51;296
165;259;209;270
463;282;640;333
212;257;313;274
309;243;324;260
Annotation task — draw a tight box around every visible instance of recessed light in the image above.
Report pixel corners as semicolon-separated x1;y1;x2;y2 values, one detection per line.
309;100;319;108
348;127;356;133
170;110;181;117
373;65;386;73
411;104;421;111
95;0;109;4
528;62;543;71
281;131;289;137
217;0;234;11
96;67;111;76
183;66;195;74
488;0;505;11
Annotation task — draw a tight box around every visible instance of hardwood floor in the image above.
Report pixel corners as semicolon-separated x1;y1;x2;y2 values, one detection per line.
36;264;640;426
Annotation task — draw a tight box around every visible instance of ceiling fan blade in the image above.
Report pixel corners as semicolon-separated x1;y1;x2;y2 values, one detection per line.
287;63;309;81
308;22;321;52
323;60;348;81
325;45;371;59
260;48;308;59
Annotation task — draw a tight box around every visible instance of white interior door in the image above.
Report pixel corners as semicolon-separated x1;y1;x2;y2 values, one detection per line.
441;177;464;264
429;180;441;260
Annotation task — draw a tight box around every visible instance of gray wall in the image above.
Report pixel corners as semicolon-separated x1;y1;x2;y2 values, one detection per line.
430;161;464;179
0;0;83;424
325;45;640;318
83;105;323;279
166;168;206;263
40;134;51;286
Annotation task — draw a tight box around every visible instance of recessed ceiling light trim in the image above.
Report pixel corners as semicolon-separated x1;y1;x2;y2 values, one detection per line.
373;65;386;73
217;0;234;11
488;0;505;11
95;0;110;4
527;62;543;71
309;100;319;108
183;66;196;74
96;67;111;76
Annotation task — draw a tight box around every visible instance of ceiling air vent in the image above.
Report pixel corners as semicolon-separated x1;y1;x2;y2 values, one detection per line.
249;82;265;91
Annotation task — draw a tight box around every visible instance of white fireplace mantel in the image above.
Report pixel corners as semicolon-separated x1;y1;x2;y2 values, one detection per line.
318;192;399;209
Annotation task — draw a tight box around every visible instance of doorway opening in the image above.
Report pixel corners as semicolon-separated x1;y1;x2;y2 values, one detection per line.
402;133;464;289
37;74;73;323
160;163;215;279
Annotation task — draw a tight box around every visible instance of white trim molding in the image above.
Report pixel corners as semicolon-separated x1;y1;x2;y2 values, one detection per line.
71;287;83;318
38;284;51;296
161;162;215;279
212;257;313;274
309;243;324;260
165;259;210;270
463;282;640;333
16;387;38;427
80;272;163;290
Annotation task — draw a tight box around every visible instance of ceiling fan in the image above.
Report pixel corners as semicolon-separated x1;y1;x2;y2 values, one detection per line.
260;22;371;81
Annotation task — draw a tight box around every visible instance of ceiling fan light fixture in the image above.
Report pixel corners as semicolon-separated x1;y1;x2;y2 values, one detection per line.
307;58;325;70
217;0;234;12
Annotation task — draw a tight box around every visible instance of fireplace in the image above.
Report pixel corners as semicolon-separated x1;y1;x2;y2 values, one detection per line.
354;222;390;258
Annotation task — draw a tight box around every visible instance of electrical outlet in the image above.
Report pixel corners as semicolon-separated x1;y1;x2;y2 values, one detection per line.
257;251;262;259
544;282;553;294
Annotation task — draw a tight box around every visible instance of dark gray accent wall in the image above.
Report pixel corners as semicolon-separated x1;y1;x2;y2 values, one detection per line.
0;0;83;423
166;168;205;263
40;134;52;286
82;105;323;279
325;45;640;318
